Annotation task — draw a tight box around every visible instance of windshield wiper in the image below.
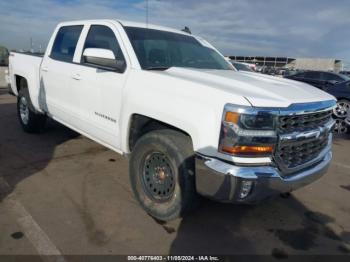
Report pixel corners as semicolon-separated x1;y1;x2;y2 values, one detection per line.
144;66;170;71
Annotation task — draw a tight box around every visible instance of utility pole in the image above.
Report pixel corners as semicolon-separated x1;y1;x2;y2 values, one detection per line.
30;37;34;53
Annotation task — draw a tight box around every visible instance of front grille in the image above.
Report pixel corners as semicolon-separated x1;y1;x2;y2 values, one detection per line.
278;110;332;133
275;108;333;174
275;132;329;171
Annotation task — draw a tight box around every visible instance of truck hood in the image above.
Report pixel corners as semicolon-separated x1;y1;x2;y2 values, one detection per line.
162;67;335;107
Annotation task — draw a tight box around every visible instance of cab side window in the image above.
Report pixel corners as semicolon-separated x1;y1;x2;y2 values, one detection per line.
82;25;126;63
51;25;83;62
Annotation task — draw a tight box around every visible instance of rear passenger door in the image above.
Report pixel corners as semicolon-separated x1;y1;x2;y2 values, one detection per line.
40;25;84;126
72;23;129;149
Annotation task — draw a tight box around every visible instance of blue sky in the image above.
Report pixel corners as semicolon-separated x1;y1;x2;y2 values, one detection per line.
0;0;349;66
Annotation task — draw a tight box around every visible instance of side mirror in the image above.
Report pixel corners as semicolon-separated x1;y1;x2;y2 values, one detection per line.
82;48;125;72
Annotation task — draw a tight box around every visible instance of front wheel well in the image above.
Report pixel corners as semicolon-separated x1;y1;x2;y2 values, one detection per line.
336;98;350;102
128;114;191;152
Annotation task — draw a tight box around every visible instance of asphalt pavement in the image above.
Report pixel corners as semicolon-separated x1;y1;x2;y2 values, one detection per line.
0;71;350;258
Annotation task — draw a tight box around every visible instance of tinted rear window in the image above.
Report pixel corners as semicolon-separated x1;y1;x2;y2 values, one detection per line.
304;71;321;79
51;25;83;62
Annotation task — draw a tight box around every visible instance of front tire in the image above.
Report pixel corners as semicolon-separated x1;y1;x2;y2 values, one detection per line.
17;87;46;133
333;99;350;119
129;129;198;221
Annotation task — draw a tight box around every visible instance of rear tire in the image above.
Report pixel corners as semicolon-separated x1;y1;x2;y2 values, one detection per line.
17;86;46;133
129;129;198;221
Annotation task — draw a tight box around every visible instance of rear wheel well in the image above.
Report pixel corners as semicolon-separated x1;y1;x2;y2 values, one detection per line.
15;75;27;92
128;114;191;152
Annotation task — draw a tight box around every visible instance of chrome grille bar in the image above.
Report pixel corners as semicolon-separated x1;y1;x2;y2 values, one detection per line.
272;100;336;175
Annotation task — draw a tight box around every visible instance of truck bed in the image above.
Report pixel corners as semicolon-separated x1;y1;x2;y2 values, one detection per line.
8;51;43;110
11;51;44;57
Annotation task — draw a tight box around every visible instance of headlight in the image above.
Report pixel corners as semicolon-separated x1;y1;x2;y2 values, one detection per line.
240;113;275;130
219;104;277;156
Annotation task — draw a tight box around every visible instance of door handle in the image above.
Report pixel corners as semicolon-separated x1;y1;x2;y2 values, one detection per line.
71;74;81;80
41;66;49;72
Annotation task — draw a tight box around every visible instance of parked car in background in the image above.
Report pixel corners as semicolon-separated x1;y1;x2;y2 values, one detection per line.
231;61;254;72
285;70;349;89
259;66;283;76
285;71;350;134
282;69;300;77
327;80;350;134
5;68;12;93
0;46;9;66
340;71;350;77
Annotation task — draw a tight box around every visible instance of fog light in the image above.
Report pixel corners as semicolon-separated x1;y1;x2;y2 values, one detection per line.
239;180;253;199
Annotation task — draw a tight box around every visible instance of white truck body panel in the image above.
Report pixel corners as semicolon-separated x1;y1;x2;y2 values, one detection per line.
9;54;43;110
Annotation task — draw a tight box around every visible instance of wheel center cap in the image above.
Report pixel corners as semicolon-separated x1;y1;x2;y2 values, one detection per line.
155;167;166;181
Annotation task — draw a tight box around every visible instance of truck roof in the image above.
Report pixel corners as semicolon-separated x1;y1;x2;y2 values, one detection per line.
58;19;190;36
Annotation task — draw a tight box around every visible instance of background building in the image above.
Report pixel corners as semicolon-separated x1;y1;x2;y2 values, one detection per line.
228;55;343;73
289;58;343;72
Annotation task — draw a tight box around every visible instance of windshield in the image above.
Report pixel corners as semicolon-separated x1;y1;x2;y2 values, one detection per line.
124;27;232;70
232;62;253;72
340;74;350;81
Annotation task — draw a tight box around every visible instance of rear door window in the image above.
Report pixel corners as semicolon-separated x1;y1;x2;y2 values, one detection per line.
50;25;83;62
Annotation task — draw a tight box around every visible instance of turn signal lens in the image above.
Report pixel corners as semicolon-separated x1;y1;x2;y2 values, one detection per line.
225;112;239;124
221;145;274;155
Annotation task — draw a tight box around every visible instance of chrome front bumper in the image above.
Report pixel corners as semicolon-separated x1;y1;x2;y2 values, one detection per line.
195;150;332;203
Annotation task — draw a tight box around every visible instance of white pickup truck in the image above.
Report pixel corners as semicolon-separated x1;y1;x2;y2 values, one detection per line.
9;19;336;221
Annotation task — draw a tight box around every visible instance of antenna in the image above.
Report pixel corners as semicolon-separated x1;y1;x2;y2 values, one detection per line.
181;26;192;34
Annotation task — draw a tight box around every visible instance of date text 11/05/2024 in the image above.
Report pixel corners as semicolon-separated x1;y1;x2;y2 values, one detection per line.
127;256;220;261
